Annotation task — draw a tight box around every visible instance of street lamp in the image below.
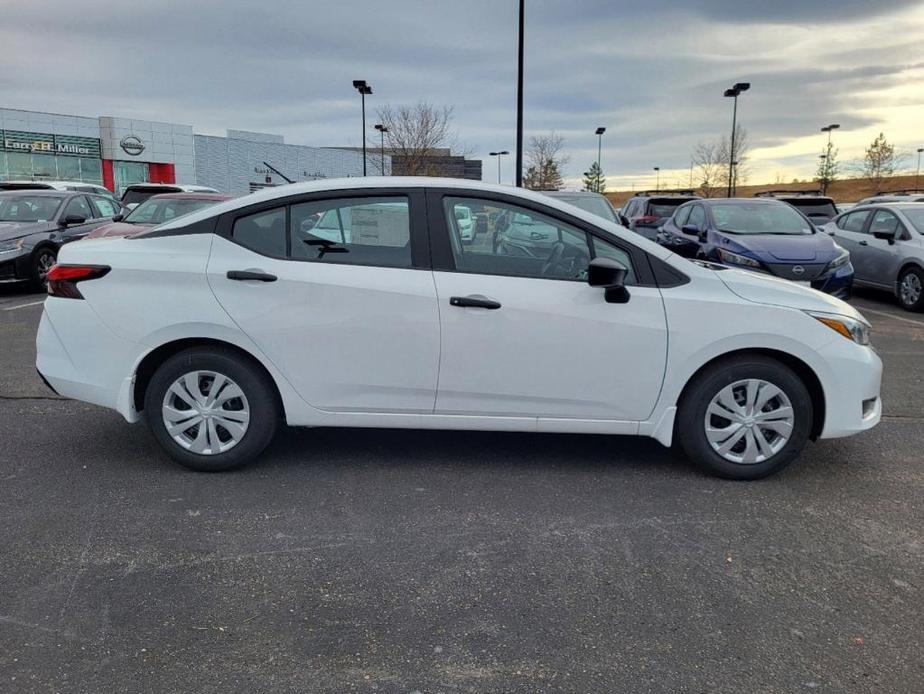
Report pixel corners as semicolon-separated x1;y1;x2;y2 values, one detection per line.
653;166;660;192
820;124;840;195
594;127;606;193
489;150;510;184
916;147;923;190
516;0;525;187
723;82;750;197
374;123;388;175
352;79;373;176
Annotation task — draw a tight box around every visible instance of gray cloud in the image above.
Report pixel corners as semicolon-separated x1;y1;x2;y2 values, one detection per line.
1;0;921;186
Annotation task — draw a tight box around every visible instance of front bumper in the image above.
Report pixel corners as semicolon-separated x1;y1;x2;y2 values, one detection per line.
815;338;882;439
0;250;31;283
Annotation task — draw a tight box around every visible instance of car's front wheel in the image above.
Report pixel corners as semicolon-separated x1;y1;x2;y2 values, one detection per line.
898;266;924;311
31;247;57;290
676;355;813;480
144;347;279;471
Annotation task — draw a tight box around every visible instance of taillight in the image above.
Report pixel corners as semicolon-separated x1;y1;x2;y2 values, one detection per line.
633;215;660;226
47;264;110;299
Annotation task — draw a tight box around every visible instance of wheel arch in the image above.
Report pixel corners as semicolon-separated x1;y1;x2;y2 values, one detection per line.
676;347;825;440
132;337;285;418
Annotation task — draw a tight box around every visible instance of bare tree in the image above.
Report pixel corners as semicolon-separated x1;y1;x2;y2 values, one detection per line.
523;132;569;191
856;132;905;191
691;125;750;197
376;102;457;176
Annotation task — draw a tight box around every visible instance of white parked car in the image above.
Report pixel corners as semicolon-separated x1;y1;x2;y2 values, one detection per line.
36;178;882;479
453;204;475;243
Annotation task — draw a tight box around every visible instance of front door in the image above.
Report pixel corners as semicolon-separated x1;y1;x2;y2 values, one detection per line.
830;209;876;283
430;193;668;422
861;209;905;284
206;191;440;413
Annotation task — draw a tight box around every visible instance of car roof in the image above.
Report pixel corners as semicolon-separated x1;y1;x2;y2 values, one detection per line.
544;190;606;198
0;189;76;197
699;197;783;205
143;192;233;201
151;176;641;233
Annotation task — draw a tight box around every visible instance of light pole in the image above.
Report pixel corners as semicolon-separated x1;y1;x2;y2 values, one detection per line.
820;123;840;195
515;0;525;187
724;82;750;197
916;147;923;190
653;166;660;192
595;127;606;192
374;123;388;175
489;151;509;184
352;80;373;176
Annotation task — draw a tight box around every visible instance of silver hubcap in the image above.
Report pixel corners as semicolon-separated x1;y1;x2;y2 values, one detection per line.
161;370;250;455
900;273;921;306
37;252;55;281
704;379;794;465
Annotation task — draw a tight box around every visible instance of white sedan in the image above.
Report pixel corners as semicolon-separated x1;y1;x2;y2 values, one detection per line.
36;178;882;479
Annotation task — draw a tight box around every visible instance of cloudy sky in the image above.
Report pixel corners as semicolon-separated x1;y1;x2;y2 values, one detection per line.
2;0;923;189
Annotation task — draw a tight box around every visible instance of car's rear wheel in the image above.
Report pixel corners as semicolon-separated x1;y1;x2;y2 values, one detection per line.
31;247;57;290
677;355;812;480
144;347;279;471
898;266;924;311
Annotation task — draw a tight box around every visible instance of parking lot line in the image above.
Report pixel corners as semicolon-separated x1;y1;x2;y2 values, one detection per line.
858;306;924;328
2;300;45;312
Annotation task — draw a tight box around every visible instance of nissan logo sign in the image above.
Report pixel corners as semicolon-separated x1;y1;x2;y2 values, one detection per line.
792;265;805;276
120;135;145;156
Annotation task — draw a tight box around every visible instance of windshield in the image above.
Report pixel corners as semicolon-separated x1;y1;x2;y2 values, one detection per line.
0;195;63;222
122;187;180;206
554;195;617;222
711;203;813;235
126;197;220;224
903;208;924;234
784;199;838;219
647;198;696;221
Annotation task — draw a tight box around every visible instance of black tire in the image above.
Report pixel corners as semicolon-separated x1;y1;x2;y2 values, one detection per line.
31;247;57;290
144;347;280;472
676;355;813;480
897;266;924;312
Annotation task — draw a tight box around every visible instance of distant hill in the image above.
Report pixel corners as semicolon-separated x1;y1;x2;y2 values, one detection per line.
604;174;924;207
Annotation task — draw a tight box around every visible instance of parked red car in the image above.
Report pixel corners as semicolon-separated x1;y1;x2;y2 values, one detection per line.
86;193;232;239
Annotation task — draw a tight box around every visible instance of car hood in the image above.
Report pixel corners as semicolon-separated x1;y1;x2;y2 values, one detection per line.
0;220;50;241
715;264;864;321
85;221;151;239
716;231;836;262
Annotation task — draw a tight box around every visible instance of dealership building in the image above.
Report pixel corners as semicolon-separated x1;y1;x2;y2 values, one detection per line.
0;107;391;196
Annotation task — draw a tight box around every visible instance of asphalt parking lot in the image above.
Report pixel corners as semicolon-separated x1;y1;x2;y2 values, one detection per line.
1;283;922;693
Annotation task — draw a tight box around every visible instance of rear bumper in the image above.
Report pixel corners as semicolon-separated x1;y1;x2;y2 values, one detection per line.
35;299;142;422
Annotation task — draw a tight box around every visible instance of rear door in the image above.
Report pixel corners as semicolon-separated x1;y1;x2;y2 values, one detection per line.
206;189;441;413
427;190;668;423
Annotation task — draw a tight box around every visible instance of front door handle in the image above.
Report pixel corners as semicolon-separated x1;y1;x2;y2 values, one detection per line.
859;240;868;246
227;270;278;282
450;295;501;310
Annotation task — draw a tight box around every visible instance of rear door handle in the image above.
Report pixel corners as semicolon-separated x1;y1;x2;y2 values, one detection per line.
450;295;501;310
859;240;868;246
227;270;278;282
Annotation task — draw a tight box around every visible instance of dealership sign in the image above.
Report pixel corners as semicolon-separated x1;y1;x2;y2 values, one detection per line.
0;130;101;158
120;135;145;156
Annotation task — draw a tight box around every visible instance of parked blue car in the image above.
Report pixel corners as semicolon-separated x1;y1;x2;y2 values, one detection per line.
657;198;854;299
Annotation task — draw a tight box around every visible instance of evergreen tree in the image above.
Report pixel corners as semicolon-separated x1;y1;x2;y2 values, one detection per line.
582;162;606;193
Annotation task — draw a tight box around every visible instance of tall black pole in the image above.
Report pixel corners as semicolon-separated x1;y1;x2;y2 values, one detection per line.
361;91;367;177
515;0;525;187
727;94;737;198
380;129;385;175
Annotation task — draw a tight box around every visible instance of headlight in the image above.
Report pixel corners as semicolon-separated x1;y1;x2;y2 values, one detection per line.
827;245;850;270
0;237;26;255
717;248;761;268
807;310;871;346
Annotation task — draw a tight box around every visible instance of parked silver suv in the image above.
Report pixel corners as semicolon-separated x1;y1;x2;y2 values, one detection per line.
855;190;924;206
822;202;924;310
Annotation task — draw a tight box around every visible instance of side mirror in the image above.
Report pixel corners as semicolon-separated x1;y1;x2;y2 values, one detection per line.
872;229;897;244
681;224;701;236
587;257;630;304
112;213;124;222
61;214;86;227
